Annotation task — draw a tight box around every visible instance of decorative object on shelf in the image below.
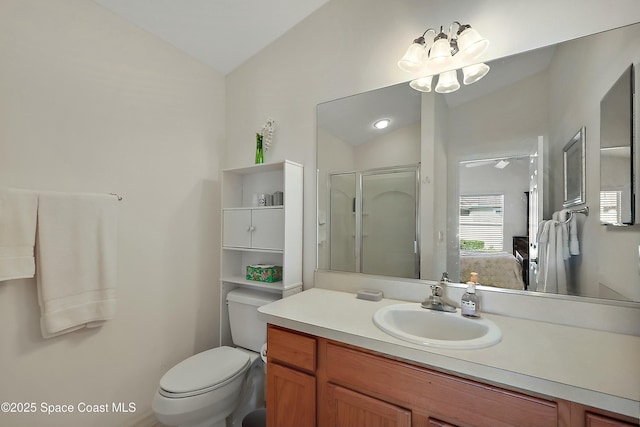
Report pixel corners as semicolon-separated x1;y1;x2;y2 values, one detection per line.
255;133;264;164
398;21;490;93
255;118;275;164
257;193;273;207
562;126;586;208
260;118;275;152
246;264;282;283
273;191;284;206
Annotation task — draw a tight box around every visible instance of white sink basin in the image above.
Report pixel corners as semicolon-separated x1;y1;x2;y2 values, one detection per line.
373;303;502;349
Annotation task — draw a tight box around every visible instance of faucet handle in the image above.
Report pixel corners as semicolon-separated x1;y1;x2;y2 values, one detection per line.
430;284;443;297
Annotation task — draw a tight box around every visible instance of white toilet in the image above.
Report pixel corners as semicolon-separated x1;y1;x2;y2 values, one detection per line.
152;288;278;427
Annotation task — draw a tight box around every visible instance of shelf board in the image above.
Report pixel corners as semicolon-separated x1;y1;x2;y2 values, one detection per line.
220;276;303;292
222;246;283;254
223;206;284;211
222;160;302;175
221;276;284;290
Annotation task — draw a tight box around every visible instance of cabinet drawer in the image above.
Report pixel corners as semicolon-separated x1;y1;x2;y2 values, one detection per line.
268;325;316;373
585;412;637;427
325;342;558;427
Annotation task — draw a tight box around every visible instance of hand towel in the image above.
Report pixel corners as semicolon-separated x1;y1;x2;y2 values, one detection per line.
36;192;118;338
553;210;570;260
0;188;38;281
568;213;580;256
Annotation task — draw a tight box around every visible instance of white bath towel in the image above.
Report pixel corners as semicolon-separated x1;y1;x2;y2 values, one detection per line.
0;188;38;281
36;192;118;338
535;218;568;294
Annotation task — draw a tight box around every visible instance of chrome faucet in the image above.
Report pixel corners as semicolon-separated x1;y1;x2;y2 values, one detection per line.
421;272;457;312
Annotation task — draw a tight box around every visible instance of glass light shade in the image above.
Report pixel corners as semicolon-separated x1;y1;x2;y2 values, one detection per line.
456;27;489;60
462;63;490;85
427;37;453;68
435;70;460;93
409;75;434;92
398;42;426;72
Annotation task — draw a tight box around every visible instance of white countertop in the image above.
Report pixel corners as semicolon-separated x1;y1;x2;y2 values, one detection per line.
258;288;640;419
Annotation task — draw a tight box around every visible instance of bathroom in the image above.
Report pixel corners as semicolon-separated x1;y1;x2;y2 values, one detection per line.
0;1;639;426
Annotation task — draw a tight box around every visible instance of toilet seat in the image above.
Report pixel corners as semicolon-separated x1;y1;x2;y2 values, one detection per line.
159;346;251;398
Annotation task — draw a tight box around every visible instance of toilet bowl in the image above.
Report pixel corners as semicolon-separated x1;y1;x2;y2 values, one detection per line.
152;288;278;427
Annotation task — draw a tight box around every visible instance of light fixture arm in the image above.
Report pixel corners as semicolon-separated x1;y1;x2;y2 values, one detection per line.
413;28;437;46
449;21;463;40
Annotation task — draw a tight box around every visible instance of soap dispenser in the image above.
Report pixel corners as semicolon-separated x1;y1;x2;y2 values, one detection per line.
461;280;480;318
466;272;479;285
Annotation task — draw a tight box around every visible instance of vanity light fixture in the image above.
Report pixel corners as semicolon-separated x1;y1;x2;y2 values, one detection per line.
373;118;391;129
398;22;490;93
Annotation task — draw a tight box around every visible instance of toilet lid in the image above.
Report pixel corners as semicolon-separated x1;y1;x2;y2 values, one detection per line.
160;346;251;394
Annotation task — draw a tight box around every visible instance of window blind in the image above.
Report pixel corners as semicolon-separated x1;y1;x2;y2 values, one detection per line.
459;194;504;251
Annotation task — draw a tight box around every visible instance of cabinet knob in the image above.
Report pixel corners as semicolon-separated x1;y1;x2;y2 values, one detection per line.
249;226;256;232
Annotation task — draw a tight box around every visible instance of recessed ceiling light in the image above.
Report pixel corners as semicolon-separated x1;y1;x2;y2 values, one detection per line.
373;119;390;129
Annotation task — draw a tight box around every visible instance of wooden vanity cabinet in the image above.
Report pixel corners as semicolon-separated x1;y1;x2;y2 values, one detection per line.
318;340;558;427
266;325;638;427
266;326;317;427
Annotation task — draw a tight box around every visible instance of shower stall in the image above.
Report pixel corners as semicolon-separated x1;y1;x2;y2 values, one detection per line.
328;165;420;279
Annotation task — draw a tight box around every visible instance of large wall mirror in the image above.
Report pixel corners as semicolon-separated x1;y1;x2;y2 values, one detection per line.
317;22;640;304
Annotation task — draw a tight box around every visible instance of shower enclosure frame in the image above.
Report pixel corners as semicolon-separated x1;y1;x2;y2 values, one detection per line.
328;164;421;279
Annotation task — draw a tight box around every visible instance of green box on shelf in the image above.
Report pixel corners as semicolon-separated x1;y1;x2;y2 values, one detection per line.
246;264;282;283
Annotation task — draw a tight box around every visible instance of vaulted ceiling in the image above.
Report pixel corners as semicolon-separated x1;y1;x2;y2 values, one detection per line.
93;0;330;74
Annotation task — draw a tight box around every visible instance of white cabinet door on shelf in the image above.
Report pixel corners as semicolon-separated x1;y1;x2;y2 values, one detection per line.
252;209;284;250
223;208;284;251
223;209;252;247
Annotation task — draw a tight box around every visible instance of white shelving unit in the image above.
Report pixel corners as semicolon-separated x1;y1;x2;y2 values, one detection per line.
219;160;303;346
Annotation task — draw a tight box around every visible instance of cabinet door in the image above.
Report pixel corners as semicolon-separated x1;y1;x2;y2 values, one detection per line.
324;383;411;427
252;208;284;250
267;362;315;427
223;209;252;248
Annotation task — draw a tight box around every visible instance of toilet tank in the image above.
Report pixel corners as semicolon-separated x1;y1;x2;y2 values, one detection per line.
227;288;280;352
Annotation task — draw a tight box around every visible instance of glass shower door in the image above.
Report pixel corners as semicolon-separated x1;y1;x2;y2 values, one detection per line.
361;168;419;279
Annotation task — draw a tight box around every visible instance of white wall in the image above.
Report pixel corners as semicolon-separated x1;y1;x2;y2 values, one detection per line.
353;122;420;170
226;0;640;289
0;1;225;426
